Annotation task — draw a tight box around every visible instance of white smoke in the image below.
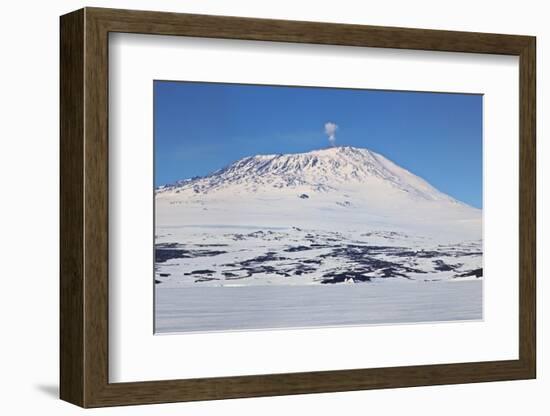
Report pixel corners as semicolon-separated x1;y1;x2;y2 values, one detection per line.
324;122;338;147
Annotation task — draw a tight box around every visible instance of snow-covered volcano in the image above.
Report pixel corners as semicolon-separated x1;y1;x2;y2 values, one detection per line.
160;146;455;199
156;146;481;240
154;145;482;295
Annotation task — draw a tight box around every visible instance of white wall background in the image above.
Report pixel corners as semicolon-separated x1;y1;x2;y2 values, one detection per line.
0;0;545;414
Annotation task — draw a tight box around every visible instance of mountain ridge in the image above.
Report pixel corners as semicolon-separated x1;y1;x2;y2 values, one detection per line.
157;146;473;210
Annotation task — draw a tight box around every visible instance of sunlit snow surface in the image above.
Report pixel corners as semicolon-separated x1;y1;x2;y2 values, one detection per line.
154;147;483;333
156;282;482;333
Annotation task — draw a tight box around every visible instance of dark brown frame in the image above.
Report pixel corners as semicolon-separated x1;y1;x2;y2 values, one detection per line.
60;7;536;408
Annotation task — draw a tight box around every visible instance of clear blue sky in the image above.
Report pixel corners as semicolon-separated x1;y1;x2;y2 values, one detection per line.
154;81;482;208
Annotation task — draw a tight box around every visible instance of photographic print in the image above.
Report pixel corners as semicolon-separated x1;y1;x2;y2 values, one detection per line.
154;81;483;334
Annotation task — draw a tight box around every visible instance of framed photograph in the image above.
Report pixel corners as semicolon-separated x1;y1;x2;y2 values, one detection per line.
60;7;536;408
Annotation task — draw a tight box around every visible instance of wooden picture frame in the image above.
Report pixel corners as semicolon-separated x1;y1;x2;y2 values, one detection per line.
60;7;536;408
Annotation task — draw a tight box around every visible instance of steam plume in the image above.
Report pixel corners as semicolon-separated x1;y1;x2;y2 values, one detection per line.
324;122;338;146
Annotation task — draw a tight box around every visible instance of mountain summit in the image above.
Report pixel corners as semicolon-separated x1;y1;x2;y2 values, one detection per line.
159;146;461;204
156;146;481;239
